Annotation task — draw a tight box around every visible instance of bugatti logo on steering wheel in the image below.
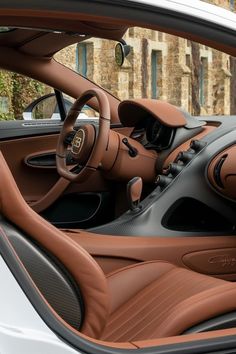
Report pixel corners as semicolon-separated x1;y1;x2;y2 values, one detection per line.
74;136;82;148
71;129;85;155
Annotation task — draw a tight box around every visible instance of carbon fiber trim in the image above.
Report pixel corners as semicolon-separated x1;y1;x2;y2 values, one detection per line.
0;218;84;331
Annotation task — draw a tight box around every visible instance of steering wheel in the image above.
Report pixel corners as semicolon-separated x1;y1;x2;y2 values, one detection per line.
56;88;110;182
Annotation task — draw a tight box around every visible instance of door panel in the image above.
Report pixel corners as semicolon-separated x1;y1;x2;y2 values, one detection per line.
0;121;129;227
0;134;60;202
0;122;129;204
0;126;115;228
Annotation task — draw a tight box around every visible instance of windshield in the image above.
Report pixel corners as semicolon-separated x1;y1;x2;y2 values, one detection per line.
55;26;236;117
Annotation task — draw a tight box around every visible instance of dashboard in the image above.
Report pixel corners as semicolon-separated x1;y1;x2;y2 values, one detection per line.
118;98;204;156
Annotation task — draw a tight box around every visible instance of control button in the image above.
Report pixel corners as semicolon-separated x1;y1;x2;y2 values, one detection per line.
176;151;194;163
190;139;206;152
64;130;76;145
166;163;183;176
155;175;172;188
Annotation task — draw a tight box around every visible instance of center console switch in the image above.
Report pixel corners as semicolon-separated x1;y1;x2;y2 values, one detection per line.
155;139;206;191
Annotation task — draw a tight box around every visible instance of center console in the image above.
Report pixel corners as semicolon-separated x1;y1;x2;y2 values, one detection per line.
89;116;236;237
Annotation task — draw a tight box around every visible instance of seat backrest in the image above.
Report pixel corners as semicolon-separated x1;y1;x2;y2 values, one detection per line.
0;152;109;339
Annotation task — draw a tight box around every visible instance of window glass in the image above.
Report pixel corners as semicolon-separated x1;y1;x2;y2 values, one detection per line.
0;71;53;120
56;27;236;116
0;16;235;121
0;68;97;120
31;95;57;120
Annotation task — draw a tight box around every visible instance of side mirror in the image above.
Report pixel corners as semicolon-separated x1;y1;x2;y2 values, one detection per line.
115;42;131;66
23;92;99;121
23;93;73;120
23;93;58;120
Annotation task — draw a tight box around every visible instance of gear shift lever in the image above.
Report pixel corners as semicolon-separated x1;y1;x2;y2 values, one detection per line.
127;177;143;211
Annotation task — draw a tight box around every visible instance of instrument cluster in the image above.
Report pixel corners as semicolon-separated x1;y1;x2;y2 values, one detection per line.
131;116;174;151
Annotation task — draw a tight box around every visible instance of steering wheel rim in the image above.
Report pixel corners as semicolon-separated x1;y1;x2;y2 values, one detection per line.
56;88;110;182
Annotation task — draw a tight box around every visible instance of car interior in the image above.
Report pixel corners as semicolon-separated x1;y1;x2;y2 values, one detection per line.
1;9;236;352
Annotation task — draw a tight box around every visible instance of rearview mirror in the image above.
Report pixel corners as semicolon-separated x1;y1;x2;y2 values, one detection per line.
115;42;131;66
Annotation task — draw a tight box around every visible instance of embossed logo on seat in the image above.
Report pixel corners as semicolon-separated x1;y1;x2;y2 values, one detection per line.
208;255;236;267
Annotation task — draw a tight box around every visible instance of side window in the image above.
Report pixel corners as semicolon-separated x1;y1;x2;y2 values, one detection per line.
62;93;99;119
0;71;53;120
24;94;58;120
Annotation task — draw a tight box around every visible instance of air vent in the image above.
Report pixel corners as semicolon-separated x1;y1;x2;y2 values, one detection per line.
213;154;227;188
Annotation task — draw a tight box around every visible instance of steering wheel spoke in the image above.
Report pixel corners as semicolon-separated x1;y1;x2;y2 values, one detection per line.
70;164;84;174
64;130;76;146
65;151;78;166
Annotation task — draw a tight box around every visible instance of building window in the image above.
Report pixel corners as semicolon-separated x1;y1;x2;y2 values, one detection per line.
76;43;87;77
129;28;135;37
151;50;161;99
158;32;163;42
199;57;207;106
230;0;235;11
186;54;191;68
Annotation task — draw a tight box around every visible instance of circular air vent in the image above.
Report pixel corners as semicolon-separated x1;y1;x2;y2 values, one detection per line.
208;145;236;200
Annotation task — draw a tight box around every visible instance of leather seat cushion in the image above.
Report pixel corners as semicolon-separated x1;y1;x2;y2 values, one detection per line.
101;261;236;342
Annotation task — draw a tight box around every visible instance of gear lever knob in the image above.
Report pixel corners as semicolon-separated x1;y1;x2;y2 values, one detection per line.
127;177;143;211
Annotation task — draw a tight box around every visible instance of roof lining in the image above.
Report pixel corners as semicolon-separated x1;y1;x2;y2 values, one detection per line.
0;7;234;57
0;22;127;57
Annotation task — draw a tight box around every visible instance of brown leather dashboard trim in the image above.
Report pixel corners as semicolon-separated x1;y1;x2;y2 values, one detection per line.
119;99;187;128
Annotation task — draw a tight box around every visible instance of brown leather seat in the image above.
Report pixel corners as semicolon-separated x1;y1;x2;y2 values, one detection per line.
103;261;236;341
1;151;236;343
